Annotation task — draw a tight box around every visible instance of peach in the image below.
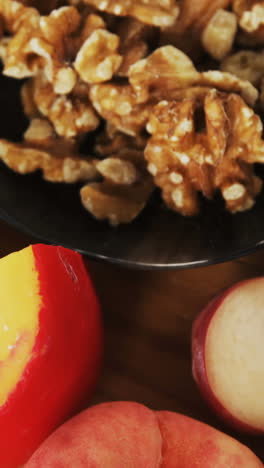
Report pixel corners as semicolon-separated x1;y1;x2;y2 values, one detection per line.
25;401;263;467
0;244;102;468
157;411;263;467
192;278;264;434
25;402;163;468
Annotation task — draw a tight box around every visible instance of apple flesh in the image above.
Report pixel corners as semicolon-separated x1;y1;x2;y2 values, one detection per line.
0;244;102;468
25;401;263;467
192;277;264;434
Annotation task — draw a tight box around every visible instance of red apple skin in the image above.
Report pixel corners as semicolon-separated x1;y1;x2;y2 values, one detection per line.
192;280;264;435
0;244;102;468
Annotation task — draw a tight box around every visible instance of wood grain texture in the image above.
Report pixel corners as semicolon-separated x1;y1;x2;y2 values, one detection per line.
0;220;264;462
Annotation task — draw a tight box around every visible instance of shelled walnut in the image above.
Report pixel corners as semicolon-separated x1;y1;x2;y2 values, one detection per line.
77;0;180;27
128;46;258;106
1;0;264;225
116;18;157;77
0;0;39;34
1;3;122;93
145;90;264;215
159;0;231;59
81;148;153;225
80;176;154;225
221;50;264;85
128;46;200;103
202;9;237;60
74;28;122;84
89;83;154;136
80;127;154;225
0;0;41;78
90;46;258;141
233;0;264;44
0;119;98;183
22;76;100;138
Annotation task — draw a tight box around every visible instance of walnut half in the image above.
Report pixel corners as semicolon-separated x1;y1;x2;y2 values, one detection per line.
81;142;154;225
23;76;100;139
233;0;264;44
80;0;180;27
0;138;98;183
145;89;264;216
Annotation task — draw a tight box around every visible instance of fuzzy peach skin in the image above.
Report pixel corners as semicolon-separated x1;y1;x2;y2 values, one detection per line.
192;278;264;434
25;402;163;468
25;401;263;467
0;244;102;468
157;411;263;467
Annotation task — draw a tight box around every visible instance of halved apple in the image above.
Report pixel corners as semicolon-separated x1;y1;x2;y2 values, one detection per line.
0;244;102;468
192;278;264;434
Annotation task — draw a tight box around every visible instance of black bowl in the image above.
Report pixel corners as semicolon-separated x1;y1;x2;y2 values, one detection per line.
1;75;264;270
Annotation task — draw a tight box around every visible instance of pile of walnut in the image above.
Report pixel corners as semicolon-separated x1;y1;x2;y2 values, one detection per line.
1;0;264;224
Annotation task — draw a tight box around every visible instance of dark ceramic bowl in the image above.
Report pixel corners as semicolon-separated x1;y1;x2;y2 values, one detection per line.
1;75;264;270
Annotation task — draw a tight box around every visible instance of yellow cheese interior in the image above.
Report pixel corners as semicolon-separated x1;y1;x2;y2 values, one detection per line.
0;246;40;405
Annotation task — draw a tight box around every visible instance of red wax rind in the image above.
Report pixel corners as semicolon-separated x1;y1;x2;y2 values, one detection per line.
0;244;102;468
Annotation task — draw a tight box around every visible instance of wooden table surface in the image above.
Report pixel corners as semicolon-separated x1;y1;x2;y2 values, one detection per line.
1;220;264;463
